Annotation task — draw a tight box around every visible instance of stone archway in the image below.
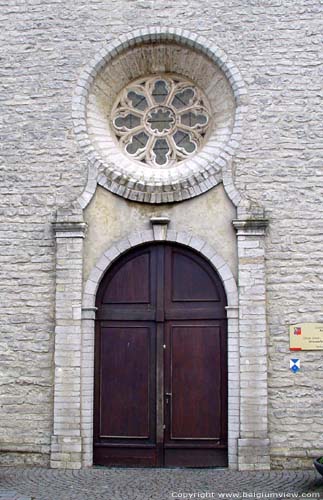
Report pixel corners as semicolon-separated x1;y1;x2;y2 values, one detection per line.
79;227;239;469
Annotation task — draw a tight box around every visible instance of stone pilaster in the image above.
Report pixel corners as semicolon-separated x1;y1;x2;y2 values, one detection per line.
233;218;270;471
50;220;87;469
81;307;96;467
226;305;240;470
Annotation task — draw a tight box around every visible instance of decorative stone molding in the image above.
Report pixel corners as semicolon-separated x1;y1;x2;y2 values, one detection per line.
233;218;268;236
83;229;238;309
53;222;87;239
150;216;170;240
80;230;240;469
81;307;97;320
73;28;248;206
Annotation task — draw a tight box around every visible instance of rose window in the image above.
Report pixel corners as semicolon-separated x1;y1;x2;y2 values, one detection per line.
110;76;211;168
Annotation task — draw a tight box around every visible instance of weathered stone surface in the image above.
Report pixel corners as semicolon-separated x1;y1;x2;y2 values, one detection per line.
83;184;237;283
0;0;322;470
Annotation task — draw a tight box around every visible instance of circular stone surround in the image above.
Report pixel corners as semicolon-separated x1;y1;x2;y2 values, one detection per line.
73;29;247;204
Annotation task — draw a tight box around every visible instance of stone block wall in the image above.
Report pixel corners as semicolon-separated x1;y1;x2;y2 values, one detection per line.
0;0;322;468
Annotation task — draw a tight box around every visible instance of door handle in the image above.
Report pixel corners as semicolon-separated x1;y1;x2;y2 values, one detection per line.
165;392;172;397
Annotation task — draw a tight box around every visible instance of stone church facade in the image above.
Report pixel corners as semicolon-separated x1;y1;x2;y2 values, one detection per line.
0;1;322;471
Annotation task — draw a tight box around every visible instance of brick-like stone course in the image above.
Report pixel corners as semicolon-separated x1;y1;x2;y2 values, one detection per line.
0;0;322;469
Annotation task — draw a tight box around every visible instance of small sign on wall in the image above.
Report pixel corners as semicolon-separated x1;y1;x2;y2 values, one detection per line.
290;359;300;373
290;323;323;351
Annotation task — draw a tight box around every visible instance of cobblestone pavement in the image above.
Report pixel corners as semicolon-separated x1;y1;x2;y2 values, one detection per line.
0;467;322;500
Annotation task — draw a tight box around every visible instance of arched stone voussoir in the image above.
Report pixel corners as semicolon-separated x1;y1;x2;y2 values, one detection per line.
83;229;238;310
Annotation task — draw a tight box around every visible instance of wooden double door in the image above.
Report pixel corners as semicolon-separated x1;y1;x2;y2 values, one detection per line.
94;243;228;467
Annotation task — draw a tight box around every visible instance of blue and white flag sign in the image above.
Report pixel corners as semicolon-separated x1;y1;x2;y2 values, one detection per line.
290;359;300;373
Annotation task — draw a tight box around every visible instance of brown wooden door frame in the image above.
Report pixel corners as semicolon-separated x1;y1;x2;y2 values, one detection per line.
93;243;228;467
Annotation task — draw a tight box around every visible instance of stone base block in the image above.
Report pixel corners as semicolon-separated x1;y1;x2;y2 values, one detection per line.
238;438;270;471
50;435;82;469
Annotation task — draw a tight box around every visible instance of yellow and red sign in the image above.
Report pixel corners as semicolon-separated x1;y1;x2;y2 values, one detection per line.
289;323;323;351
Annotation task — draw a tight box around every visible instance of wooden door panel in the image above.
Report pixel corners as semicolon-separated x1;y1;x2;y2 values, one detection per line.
166;323;222;441
164;448;228;467
94;244;159;467
164;318;228;467
102;252;151;304
94;243;228;468
164;307;226;321
93;446;158;467
99;325;152;439
97;308;155;321
93;321;157;466
171;251;220;302
164;245;226;320
96;246;157;322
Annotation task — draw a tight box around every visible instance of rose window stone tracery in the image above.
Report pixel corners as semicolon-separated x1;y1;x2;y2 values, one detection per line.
111;76;211;168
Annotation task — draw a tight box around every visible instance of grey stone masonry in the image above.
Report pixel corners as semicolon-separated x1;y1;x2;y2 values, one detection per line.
50;219;87;469
0;0;322;471
233;218;270;471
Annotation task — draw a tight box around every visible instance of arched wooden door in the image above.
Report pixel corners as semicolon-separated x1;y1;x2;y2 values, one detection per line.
94;243;228;467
